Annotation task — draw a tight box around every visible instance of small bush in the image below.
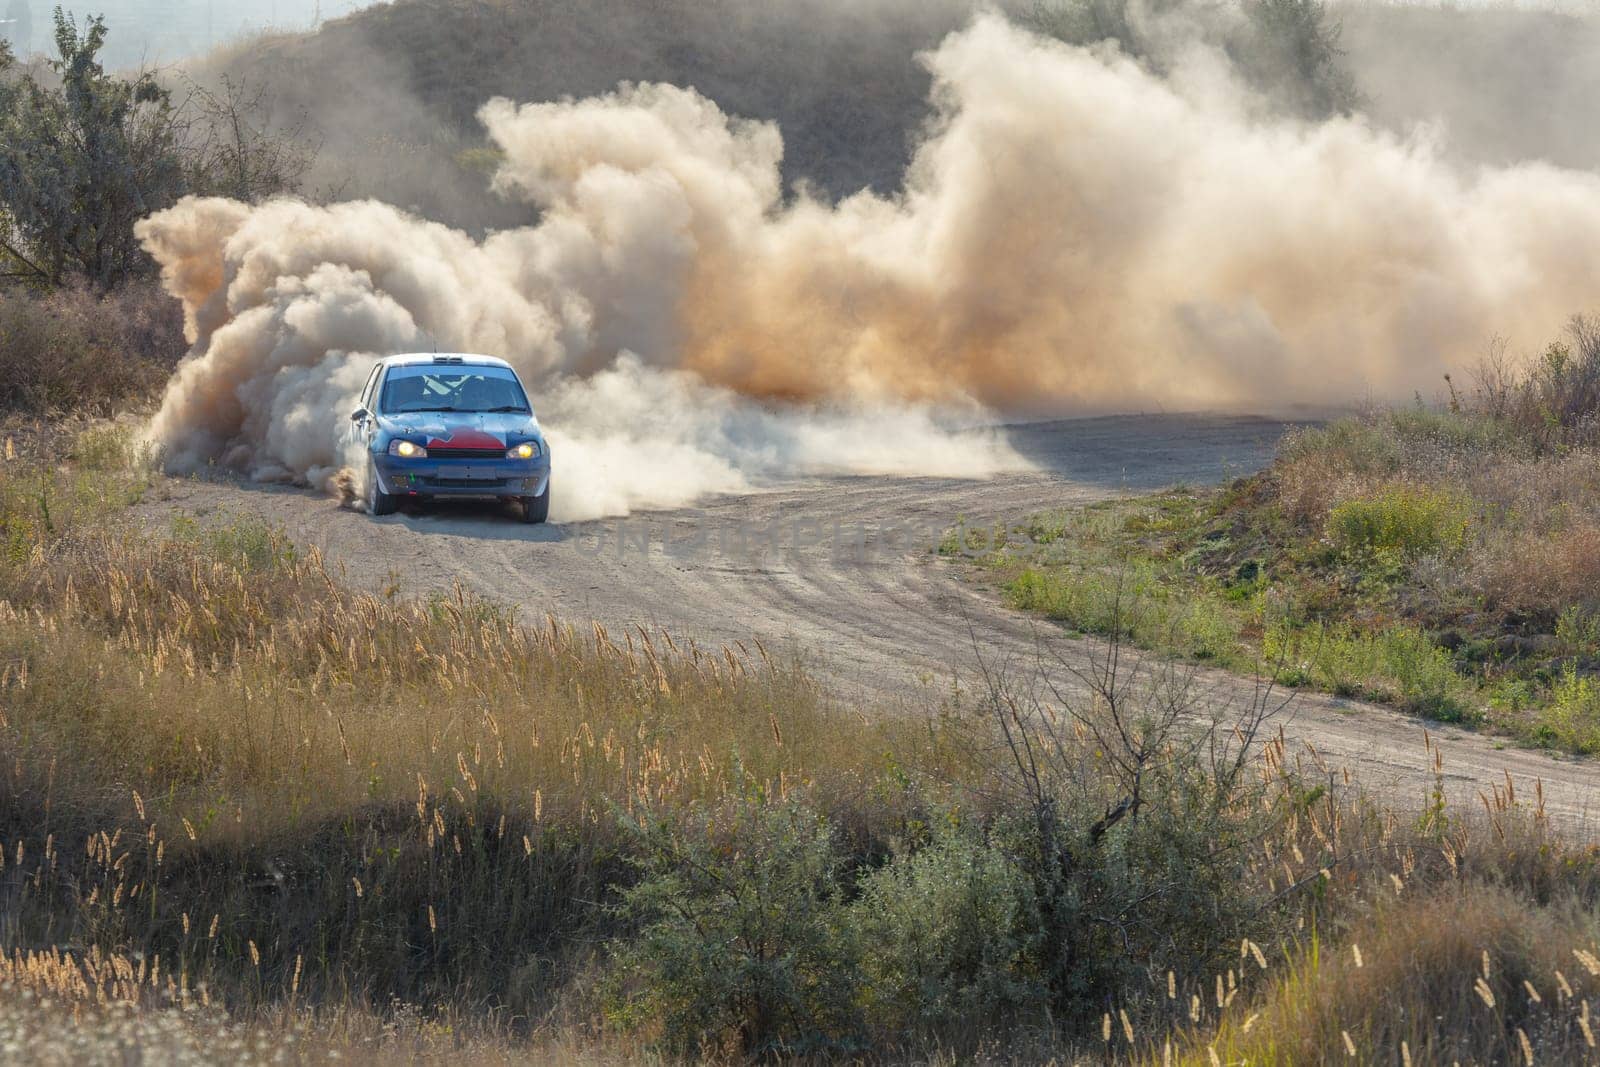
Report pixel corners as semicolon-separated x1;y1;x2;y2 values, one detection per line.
1537;667;1600;754
1003;564;1159;639
849;819;1044;1041
1266;621;1468;719
0;282;184;415
1379;627;1468;719
606;794;861;1058
1555;605;1600;658
1326;485;1473;561
71;422;153;471
1176;596;1243;660
1475;523;1600;618
1212;881;1600;1065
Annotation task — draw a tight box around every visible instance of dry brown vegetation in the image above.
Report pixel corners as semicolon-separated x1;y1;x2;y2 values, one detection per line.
0;282;185;415
3;426;1600;1063
0;434;943;1020
1267;320;1600;741
981;318;1600;756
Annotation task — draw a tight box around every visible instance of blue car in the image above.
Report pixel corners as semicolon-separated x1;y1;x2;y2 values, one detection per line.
350;354;552;522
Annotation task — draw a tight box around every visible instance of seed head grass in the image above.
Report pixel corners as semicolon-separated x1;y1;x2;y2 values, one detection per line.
4;424;1600;1063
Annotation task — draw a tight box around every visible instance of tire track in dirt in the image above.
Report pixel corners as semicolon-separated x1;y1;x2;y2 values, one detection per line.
139;414;1600;833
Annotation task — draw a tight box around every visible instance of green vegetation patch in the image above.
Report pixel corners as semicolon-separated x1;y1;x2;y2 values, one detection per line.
966;487;1481;724
960;323;1600;752
1326;484;1473;561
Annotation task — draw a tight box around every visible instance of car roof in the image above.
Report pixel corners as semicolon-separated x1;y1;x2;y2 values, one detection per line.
379;353;515;370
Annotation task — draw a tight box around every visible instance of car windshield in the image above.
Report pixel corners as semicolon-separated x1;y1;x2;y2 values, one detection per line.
380;365;531;414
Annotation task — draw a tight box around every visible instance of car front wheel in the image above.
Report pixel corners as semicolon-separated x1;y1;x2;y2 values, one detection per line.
521;479;550;524
367;456;398;516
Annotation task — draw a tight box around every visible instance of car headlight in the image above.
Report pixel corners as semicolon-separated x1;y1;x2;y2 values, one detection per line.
508;441;541;459
388;439;427;458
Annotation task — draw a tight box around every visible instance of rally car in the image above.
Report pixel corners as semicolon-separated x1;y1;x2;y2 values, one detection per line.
350;354;552;522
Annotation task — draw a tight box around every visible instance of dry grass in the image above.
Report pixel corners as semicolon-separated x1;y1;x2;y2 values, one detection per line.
1201;883;1600;1065
1474;524;1600;620
1277;320;1600;625
0;957;623;1065
0;424;972;1044
1179;778;1600;1066
1276;415;1600;625
0;282;185;416
4;423;1600;1063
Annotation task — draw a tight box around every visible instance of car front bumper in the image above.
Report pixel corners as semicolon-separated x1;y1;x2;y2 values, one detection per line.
373;454;550;498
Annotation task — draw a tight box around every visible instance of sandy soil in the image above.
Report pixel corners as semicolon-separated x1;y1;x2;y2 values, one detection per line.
139;413;1600;833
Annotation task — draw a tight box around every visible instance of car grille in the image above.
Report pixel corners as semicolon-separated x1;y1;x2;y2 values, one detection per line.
429;447;505;459
425;477;508;489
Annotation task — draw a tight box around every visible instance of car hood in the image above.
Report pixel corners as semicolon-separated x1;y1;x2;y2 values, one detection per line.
380;411;541;448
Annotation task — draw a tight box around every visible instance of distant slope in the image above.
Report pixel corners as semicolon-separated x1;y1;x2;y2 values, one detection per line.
200;0;986;228
197;0;1600;232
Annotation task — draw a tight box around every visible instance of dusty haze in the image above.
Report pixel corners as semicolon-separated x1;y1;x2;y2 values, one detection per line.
1340;2;1600;174
137;15;1600;518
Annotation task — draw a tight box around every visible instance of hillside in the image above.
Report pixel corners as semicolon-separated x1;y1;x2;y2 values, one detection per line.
191;0;1600;234
200;0;987;229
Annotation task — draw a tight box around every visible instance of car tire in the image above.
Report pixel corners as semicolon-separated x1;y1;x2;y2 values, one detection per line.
521;480;550;524
367;457;398;516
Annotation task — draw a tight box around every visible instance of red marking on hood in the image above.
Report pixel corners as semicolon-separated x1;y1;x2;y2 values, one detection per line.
424;429;504;450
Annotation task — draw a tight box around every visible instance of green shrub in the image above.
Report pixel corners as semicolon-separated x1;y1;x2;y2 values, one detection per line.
1380;627;1469;720
1326;485;1474;561
606;794;861;1058
1555;606;1600;658
1266;621;1468;719
1002;769;1281;1025
1538;667;1600;754
1006;568;1054;612
849;820;1044;1040
1003;565;1158;639
1175;596;1243;661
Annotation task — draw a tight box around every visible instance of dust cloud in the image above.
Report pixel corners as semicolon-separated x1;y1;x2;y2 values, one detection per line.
136;15;1600;519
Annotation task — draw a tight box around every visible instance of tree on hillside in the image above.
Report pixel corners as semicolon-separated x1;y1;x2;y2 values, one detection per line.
0;9;313;289
1236;0;1358;120
180;73;316;204
1028;0;1360;120
0;11;185;287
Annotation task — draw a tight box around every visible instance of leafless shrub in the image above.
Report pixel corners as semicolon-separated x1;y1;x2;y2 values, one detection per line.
0;280;185;414
176;72;317;202
1469;315;1600;453
963;588;1302;1017
1473;523;1600;620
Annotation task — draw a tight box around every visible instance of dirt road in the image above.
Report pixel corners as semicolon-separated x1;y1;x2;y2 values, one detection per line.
143;414;1600;832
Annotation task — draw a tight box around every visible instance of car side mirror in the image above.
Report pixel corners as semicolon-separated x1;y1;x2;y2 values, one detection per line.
351;407;369;422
